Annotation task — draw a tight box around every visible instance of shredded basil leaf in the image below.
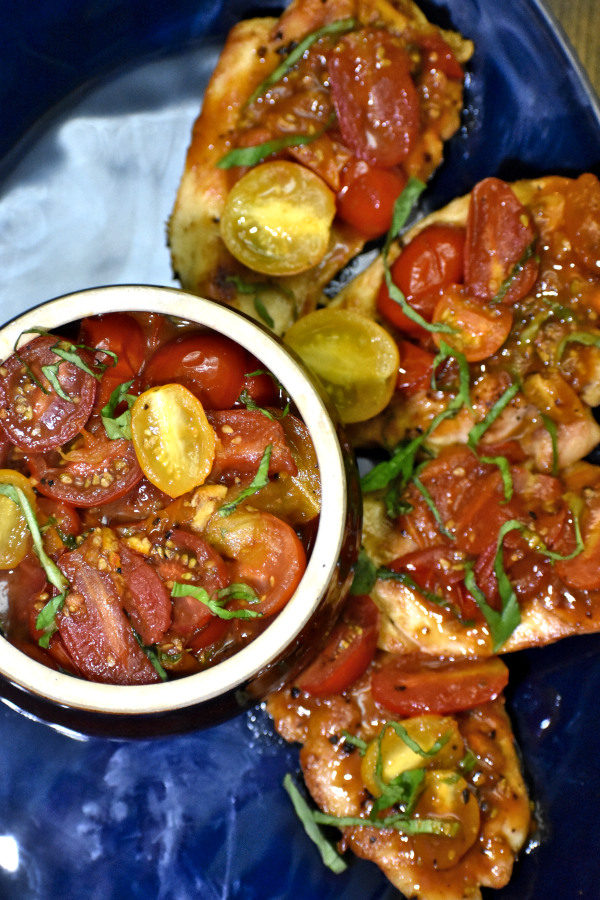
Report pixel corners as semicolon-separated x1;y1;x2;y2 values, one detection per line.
246;18;356;106
490;240;537;304
557;330;600;361
463;525;522;651
253;295;276;329
40;363;73;401
312;809;458;837
376;566;450;610
218;131;324;169
478;454;513;502
0;484;67;594
283;774;348;874
133;631;168;681
35;593;66;647
467;381;520;448
101;379;136;440
238;389;275;421
459;749;478;773
349;547;378;595
341;730;368;755
218;444;272;516
540;413;559;476
413;469;455;540
171;582;262;620
217;582;260;604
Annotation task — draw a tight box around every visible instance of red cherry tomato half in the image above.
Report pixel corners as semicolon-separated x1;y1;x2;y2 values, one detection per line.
337;168;408;239
464;177;538;304
28;428;143;508
240;354;279;407
371;656;509;716
79;313;147;409
144;332;248;409
208;409;297;482
417;31;464;80
57;541;161;685
328;30;419;167
117;543;172;646
432;285;513;362
396;340;436;393
0;334;96;452
296;595;379;696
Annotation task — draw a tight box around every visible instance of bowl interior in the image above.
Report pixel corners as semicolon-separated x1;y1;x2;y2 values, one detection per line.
0;284;351;716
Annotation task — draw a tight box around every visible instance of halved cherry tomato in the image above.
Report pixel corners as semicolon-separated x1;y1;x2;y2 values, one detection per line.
417;31;464;79
337;167;408;239
0;334;96;452
81;478;169;528
464;177;538;304
327;30;419;167
296;594;379;696
205;508;306;616
28;427;143;508
388;546;480;620
377;225;466;337
240;355;279;407
208;409;297;482
284;308;400;423
432;285;513;361
220;161;336;276
371;656;509;716
79;313;147;409
144;333;247;410
396;340;436;393
37;495;81;557
153;528;230;599
117;543;172;645
57;534;161;685
131;384;216;498
0;469;37;569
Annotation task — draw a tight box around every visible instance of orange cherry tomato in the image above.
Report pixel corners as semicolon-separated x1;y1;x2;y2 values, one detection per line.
296;595;379;696
337;167;408;239
431;285;513;361
371;656;509;716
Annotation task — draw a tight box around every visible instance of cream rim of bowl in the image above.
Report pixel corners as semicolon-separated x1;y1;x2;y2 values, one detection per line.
0;285;348;716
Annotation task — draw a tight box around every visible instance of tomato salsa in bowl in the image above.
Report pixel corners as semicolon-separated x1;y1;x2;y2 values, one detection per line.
0;285;359;734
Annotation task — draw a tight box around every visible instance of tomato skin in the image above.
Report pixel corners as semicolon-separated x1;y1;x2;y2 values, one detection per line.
388;546;481;620
206;509;306;616
144;333;248;410
432;285;513;361
465;177;538;304
81;478;169;528
79;313;147;409
396;340;436;393
0;334;97;452
208;409;297;482
337;167;407;239
328;30;419;167
240;355;278;407
296;595;379;696
117;543;172;645
563;173;600;274
371;656;509;716
57;541;161;685
28;429;143;508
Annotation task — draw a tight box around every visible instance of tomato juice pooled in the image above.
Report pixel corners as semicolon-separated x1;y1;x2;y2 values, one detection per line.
0;312;320;685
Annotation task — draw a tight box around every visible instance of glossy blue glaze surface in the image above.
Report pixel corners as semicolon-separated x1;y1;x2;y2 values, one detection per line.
1;2;600;897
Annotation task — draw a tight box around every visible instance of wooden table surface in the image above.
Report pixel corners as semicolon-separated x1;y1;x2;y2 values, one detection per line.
546;0;600;96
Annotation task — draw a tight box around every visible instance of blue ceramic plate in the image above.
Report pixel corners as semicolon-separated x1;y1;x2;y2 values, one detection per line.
1;2;600;897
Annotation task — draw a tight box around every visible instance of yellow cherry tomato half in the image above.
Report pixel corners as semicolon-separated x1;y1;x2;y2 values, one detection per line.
131;384;216;498
220;161;336;276
284;308;400;423
0;469;37;569
411;770;481;869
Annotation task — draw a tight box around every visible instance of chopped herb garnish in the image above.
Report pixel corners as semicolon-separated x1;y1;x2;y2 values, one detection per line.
540;413;559;476
218;444;272;516
557;330;600;361
349;547;378;595
238;389;276;421
218;131;325;170
246;18;356;107
377;566;450;610
216;582;261;604
341;730;368;755
253;295;276;329
171;582;262;620
478;454;513;502
0;484;67;595
35;593;66;648
283;774;348;874
312;809;458;837
101;379;136;440
459;749;478;773
133;631;168;681
467;381;520;449
490;240;537;304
